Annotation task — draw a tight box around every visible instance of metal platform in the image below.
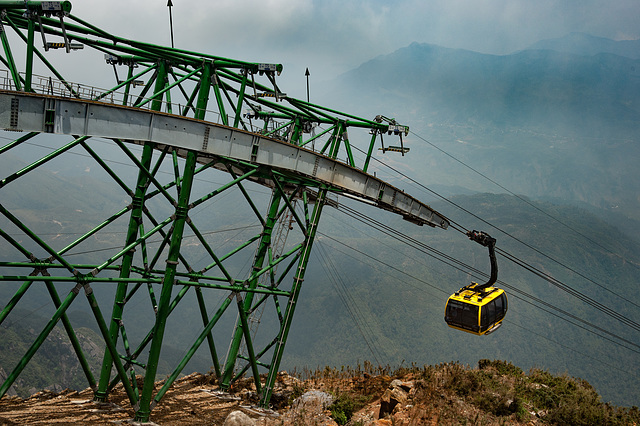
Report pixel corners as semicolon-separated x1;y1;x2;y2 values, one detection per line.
0;90;448;229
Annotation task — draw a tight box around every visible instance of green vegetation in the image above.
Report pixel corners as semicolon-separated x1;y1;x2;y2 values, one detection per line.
328;392;369;425
293;362;640;424
444;360;640;425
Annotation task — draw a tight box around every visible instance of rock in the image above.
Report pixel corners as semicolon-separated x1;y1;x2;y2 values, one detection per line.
379;379;414;417
224;410;256;426
291;390;335;414
270;391;337;425
0;367;18;397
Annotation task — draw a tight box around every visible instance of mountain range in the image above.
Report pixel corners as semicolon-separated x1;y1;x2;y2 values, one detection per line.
325;33;640;226
525;32;640;59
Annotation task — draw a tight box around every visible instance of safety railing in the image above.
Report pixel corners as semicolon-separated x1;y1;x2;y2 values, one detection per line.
0;70;278;136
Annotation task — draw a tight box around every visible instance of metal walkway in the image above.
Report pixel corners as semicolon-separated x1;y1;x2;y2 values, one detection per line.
0;90;448;229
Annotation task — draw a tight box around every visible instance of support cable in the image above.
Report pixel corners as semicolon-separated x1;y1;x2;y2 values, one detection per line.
337;202;640;333
353;143;640;311
314;240;385;365
410;130;639;269
318;226;640;357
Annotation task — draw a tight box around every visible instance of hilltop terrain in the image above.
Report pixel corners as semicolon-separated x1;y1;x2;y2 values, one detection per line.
1;361;638;425
525;32;640;59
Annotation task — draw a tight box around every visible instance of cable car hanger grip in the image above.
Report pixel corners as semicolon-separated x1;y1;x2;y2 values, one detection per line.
466;230;497;291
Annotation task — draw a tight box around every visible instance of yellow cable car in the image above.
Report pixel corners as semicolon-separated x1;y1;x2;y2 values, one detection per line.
444;230;508;335
445;284;508;335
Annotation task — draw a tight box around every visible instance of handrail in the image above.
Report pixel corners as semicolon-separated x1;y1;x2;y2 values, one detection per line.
0;70;284;135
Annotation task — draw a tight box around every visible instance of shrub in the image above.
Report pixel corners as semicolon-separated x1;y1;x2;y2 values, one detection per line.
328;393;369;425
478;359;524;377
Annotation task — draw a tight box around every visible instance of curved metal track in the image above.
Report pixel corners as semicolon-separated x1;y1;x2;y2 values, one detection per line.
0;91;448;229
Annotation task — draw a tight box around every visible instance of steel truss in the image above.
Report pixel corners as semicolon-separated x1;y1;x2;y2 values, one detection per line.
0;1;449;421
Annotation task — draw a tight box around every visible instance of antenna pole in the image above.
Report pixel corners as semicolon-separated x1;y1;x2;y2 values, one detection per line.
167;0;175;48
305;67;310;102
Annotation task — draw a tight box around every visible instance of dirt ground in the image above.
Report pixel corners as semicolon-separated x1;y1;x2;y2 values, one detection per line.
0;373;248;425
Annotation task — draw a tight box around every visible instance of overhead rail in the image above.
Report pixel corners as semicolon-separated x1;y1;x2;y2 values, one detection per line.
0;89;449;229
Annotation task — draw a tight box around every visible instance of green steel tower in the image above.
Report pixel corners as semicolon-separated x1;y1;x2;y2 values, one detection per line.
0;1;449;421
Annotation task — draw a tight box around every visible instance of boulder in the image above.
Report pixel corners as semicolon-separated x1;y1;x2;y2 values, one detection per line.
223;410;256;426
379;380;413;417
291;390;335;414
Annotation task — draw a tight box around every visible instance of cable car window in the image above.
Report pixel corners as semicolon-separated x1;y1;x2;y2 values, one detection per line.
502;293;508;316
481;306;488;329
495;294;504;320
487;299;496;325
446;300;479;331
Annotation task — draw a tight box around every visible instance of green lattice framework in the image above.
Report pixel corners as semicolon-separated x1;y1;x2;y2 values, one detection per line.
0;1;449;421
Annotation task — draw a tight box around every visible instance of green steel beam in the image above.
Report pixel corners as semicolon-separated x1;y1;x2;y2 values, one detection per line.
45;279;97;391
260;188;328;406
93;142;155;402
0;136;89;189
362;131;378;173
0;2;435;417
271;179;306;234
93;64;157;104
79;141;133;196
0;4;406;170
195;287;221;378
2;12;77;96
211;71;228;126
95;61;169;402
134;149;198;422
233;71;249;129
234;291;262;393
0;132;39;156
219;190;283;390
223;165;266;227
0;19;22;90
151;293;234;406
84;282;138;407
106;283;195;392
24;14;34;91
0;275;164;285
0;204;77;274
0;279;33;326
0;2;72;14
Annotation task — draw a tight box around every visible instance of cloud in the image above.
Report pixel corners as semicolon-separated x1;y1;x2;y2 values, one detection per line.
68;0;640;85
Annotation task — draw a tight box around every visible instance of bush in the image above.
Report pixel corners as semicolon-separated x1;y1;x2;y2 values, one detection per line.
478;359;523;376
328;393;369;425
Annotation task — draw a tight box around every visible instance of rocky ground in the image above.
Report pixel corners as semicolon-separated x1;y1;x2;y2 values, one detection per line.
0;361;638;425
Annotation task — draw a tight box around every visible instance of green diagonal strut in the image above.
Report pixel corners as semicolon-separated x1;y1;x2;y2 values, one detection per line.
93;142;155;402
95;60;169;402
133;59;210;422
134;149;199;422
219;190;283;391
260;188;328;406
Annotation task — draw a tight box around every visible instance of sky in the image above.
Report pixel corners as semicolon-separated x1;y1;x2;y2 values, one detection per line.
69;0;640;94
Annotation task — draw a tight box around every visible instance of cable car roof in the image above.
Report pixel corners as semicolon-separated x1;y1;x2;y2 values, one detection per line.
448;285;505;306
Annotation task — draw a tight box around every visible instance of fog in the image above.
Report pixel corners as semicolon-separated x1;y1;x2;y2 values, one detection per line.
69;0;640;95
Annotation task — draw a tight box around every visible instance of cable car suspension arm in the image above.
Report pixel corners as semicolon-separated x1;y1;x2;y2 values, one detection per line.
467;230;497;290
